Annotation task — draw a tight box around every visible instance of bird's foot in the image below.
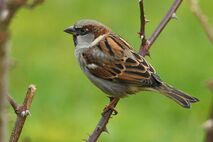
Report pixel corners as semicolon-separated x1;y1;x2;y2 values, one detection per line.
102;105;118;116
102;98;119;116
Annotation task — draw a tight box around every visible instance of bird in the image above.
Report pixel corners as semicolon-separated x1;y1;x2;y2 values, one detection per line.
64;19;199;112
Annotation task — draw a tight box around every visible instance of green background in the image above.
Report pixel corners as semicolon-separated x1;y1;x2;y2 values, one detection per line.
8;0;213;141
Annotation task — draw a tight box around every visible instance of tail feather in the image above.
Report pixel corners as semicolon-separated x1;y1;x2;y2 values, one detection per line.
156;83;199;108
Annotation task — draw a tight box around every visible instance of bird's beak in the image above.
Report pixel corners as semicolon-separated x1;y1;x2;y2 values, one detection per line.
64;26;76;35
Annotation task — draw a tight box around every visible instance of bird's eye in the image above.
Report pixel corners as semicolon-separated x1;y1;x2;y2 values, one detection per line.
79;28;88;35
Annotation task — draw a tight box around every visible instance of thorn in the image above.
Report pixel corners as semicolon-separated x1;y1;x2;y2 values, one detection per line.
103;127;109;134
145;18;150;23
171;13;178;20
142;49;151;58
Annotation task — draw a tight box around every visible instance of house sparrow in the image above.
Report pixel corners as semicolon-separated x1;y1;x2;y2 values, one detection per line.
64;19;199;110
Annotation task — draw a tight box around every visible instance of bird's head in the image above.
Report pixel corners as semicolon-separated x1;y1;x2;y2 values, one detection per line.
64;19;111;46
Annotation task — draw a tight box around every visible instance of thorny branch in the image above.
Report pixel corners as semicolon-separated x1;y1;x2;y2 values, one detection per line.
139;0;183;56
190;0;213;44
138;0;150;56
9;85;37;142
86;0;184;142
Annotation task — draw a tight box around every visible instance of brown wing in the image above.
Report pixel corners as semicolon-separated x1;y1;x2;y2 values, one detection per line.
82;34;159;87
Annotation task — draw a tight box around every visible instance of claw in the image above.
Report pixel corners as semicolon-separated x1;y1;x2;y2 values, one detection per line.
102;98;119;116
110;107;118;115
102;106;118;116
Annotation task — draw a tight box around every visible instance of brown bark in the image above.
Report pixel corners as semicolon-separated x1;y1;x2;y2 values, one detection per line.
9;85;37;142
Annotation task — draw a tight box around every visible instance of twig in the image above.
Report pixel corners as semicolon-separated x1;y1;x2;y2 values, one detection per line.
138;0;148;49
138;0;150;57
190;0;213;45
9;85;36;142
87;1;184;142
139;0;183;56
7;94;19;112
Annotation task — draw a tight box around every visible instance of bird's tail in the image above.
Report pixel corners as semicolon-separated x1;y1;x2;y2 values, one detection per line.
155;83;199;108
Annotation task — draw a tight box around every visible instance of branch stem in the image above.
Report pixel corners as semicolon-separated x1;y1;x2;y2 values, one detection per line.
9;85;36;142
139;0;183;56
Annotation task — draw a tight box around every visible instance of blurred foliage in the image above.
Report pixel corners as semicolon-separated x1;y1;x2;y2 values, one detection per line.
7;0;213;141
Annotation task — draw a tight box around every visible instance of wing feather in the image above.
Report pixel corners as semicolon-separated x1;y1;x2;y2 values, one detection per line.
82;34;158;87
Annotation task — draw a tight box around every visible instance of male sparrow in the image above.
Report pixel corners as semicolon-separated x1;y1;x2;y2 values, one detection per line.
64;19;199;110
